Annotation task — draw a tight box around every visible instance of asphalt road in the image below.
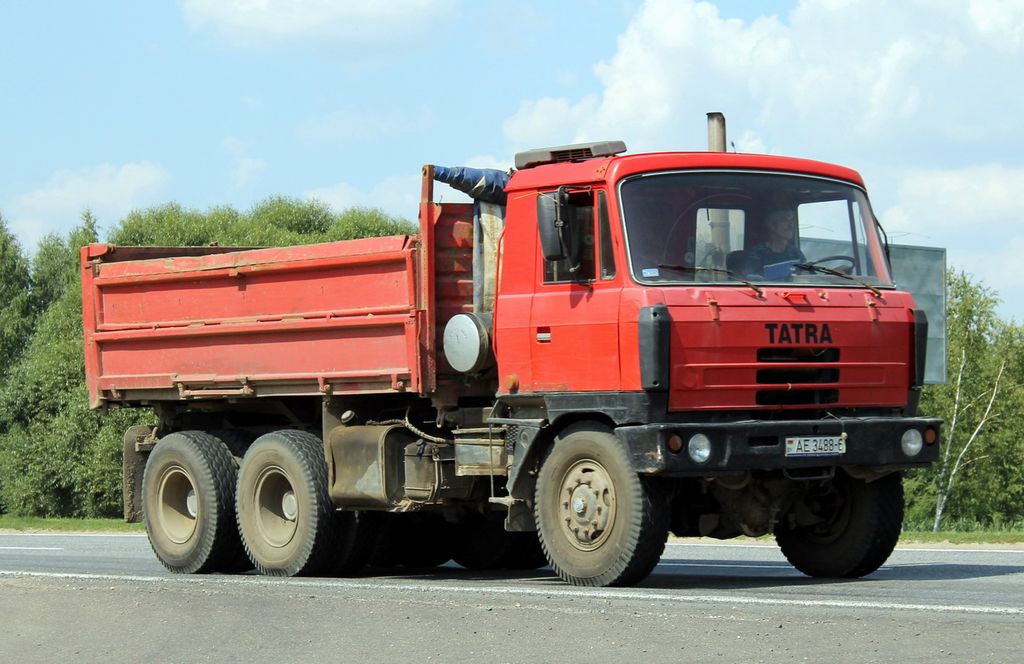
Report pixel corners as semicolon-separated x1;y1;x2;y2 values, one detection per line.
1;533;1022;663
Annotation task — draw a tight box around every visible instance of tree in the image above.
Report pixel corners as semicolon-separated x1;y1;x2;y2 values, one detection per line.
0;199;413;517
0;214;32;381
910;270;1024;530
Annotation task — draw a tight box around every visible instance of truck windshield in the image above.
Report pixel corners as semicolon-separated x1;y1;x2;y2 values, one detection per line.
619;171;892;288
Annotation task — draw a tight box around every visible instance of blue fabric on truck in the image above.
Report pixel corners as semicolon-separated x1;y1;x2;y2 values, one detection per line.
433;166;509;205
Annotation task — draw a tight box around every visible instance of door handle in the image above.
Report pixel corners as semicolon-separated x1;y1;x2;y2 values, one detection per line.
535;327;552;343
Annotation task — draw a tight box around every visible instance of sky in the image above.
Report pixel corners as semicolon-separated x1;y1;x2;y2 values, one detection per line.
1;0;1023;319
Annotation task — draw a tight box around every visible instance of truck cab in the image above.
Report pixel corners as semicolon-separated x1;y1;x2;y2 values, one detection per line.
484;143;940;585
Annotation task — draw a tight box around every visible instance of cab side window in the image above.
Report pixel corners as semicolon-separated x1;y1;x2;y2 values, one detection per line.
538;190;596;283
598;191;616;280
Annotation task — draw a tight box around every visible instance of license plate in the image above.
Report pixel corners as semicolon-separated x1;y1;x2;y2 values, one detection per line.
784;435;846;456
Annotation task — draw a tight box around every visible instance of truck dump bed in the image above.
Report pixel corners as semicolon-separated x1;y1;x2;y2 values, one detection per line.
81;180;475;408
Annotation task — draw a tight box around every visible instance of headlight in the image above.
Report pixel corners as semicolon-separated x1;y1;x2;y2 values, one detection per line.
687;433;712;463
901;429;923;457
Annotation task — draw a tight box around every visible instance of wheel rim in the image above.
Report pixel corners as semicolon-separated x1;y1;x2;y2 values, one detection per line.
556;459;617;551
156;465;199;545
803;479;853;544
253;466;299;548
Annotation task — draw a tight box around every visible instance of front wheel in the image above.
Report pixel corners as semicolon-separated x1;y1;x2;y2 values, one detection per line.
775;471;903;578
534;427;668;587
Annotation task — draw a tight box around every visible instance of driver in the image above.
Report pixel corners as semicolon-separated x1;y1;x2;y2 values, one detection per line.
748;208;806;272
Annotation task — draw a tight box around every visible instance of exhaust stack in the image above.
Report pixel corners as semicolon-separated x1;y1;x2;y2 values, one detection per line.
707;112;727;152
705;112;730;262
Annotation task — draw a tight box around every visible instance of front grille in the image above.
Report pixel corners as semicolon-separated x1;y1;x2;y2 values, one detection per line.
756;346;839;406
757;368;839;384
756;389;839;406
757;347;840;363
552;147;594;162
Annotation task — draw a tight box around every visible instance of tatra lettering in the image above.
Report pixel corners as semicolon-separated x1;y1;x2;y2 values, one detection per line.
765;322;833;345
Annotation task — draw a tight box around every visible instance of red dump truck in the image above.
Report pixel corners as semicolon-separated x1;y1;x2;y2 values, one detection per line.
82;117;940;587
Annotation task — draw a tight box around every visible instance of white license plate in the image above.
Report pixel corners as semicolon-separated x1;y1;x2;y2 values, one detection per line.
784;435;846;456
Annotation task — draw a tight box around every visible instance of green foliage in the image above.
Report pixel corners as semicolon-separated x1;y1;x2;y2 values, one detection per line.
906;269;1024;528
0;214;33;381
0;198;412;517
108;197;413;247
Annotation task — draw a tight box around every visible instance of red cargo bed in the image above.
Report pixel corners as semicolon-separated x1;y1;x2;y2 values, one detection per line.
81;236;426;407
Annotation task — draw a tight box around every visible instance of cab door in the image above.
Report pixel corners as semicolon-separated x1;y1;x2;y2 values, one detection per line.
528;189;622;392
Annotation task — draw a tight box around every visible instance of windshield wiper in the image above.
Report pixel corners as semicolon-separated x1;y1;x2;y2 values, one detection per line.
657;264;764;298
795;263;882;298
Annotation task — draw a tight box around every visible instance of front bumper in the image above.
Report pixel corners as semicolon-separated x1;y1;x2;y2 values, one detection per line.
616;416;941;475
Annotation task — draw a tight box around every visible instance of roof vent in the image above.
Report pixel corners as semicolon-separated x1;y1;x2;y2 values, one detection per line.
514;140;627;170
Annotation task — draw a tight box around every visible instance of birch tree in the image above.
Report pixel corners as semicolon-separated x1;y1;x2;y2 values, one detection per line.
931;352;1005;531
911;270;1024;531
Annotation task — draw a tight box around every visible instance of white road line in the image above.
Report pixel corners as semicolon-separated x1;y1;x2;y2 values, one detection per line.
0;547;63;551
0;533;146;538
1;570;1020;616
893;546;1024;555
664;542;1024;555
659;561;790;570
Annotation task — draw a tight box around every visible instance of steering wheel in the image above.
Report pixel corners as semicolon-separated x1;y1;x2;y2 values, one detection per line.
805;255;856;272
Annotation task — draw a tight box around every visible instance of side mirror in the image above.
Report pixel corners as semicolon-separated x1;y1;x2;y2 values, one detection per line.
538;186;574;261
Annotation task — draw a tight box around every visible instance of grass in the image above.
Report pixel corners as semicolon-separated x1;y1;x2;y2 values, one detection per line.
898;530;1024;545
901;517;1024;544
0;515;144;533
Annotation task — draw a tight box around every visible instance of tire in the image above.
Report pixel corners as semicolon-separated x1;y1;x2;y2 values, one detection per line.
209;428;254;460
775;471;904;578
142;431;243;574
203;430;255;573
236;430;350;577
534;426;669;587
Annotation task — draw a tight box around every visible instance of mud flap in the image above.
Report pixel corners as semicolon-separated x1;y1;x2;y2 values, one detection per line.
122;425;156;522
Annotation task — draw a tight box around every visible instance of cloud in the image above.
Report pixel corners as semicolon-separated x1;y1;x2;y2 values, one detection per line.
969;0;1024;51
501;0;1022;161
182;0;455;46
880;163;1024;320
222;136;267;189
502;96;600;148
305;175;423;220
9;162;169;249
231;158;268;189
882;165;1024;239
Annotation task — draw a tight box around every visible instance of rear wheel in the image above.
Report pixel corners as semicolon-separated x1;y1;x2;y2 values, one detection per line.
209;428;254;461
236;430;352;576
142;431;242;574
534;427;669;587
775;471;903;578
